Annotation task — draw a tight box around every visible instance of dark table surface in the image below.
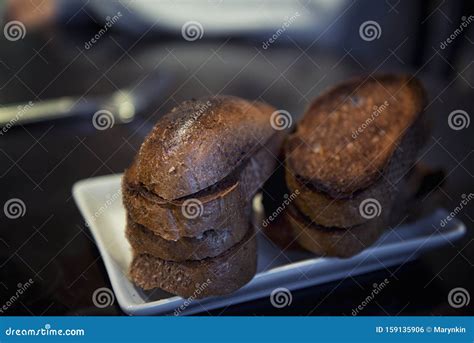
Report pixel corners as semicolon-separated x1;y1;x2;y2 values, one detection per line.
0;27;472;316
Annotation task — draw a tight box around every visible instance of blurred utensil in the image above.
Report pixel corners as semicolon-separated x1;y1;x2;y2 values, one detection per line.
0;70;170;127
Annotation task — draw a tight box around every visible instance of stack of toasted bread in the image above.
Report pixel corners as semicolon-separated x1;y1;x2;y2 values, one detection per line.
283;75;427;257
122;96;283;298
122;74;428;297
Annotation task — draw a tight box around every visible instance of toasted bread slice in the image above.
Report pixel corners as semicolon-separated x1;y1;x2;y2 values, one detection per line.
123;132;283;240
286;205;384;258
285;74;426;199
137;96;278;200
129;226;257;298
286;114;428;228
126;216;247;261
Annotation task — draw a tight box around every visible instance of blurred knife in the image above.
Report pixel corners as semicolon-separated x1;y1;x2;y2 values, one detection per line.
0;70;170;127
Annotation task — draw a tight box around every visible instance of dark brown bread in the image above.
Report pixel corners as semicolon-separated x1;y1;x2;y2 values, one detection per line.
285;115;427;228
122;132;282;240
282;165;430;257
285;74;426;199
137;96;278;200
126;216;247;261
123;159;247;241
286;205;384;258
129;226;257;298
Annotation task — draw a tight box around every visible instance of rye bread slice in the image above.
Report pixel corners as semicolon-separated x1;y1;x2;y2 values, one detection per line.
126;216;247;261
286;115;428;228
285;74;426;199
286;205;384;258
283;166;429;258
129;226;257;298
137;96;278;200
122;132;283;240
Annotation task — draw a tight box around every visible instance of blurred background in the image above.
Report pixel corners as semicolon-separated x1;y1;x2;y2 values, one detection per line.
0;0;472;315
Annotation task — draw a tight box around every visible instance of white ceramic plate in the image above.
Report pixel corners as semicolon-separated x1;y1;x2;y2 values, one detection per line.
72;174;466;315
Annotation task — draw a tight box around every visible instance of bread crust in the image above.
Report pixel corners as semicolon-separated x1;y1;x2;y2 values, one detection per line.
122;132;283;240
286;205;384;258
126;216;247;261
129;227;257;298
137;96;277;200
286;74;426;198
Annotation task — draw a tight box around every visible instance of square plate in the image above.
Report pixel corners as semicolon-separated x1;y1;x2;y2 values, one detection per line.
72;174;466;315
